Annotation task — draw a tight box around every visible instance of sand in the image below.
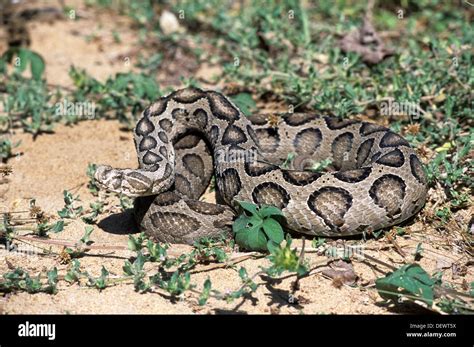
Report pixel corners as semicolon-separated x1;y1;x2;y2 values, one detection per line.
0;0;471;315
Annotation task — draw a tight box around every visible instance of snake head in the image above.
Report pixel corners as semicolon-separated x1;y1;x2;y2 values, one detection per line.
94;164;170;197
94;165;126;193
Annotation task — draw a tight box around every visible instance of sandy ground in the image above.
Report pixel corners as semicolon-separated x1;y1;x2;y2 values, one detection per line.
0;0;472;314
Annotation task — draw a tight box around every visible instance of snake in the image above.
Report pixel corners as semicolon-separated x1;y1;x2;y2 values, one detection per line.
94;87;428;244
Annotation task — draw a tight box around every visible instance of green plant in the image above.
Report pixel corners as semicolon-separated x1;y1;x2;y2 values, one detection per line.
376;263;435;306
57;190;83;219
0;139;21;162
233;201;285;252
1;48;45;80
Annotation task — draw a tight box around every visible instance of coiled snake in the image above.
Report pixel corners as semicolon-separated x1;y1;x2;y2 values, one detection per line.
95;88;428;244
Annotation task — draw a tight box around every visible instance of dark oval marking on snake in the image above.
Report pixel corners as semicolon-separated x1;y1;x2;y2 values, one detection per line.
294;128;322;156
247;114;270;125
210;125;220;145
409;154;427;185
175;173;193;197
244;160;278;177
369;174;406;218
376;148;405;167
182;153;205;179
307;187;353;232
246;124;259;146
159;146;168;158
152;191;182;206
139;136;158;151
380;131;410;148
216;168;242;204
150;96;169;117
143;151;162;165
136;116;155;136
324;117;358;130
283;113;318;126
334;167;372;183
158;131;169;143
184;200;227;215
356;138;374;167
174;134;201;149
221;124;248;145
193;108;208;129
255;128;279;152
331;132;354;169
359;122;386;136
207;91;240;122
159;118;173;131
252;182;290;210
171;87;206;103
171;108;189;121
282;170;322;186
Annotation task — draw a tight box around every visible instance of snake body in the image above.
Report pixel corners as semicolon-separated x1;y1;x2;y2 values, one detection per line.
95;88;428;244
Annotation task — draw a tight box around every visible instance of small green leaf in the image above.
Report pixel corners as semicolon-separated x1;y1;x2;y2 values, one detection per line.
259;205;285;218
232;214;250;233
262;218;284;244
29;51;45;80
236;200;259;215
80;226;94;244
375;264;435;305
51;220;64;233
198;278;212;305
246;227;268;251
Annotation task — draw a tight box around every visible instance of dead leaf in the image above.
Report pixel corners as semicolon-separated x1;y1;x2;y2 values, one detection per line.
321;260;358;287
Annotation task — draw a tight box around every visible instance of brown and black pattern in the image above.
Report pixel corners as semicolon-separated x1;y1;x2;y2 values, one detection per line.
324;117;358;130
331;132;354;169
359;122;386;136
252;182;290;210
255;128;280;152
380;131;410;148
152;97;169;116
194;108;208;129
171;108;189;121
95;87;429;244
307;187;353;232
294;128;322;156
221;124;248;145
244;160;278;177
409;154;427;185
149;211;202;243
334;168;372;183
284;113;318;126
375;148;405;167
182;153;205;181
356;138;374;167
185;200;227;215
143;151;162;165
216;168;242;204
207;91;240;122
136;116;155;136
171;87;206;103
282;170;322;186
369;174;406;217
139;136;158;151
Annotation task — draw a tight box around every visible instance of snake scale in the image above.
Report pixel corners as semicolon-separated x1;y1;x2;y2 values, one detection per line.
95;88;428;244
